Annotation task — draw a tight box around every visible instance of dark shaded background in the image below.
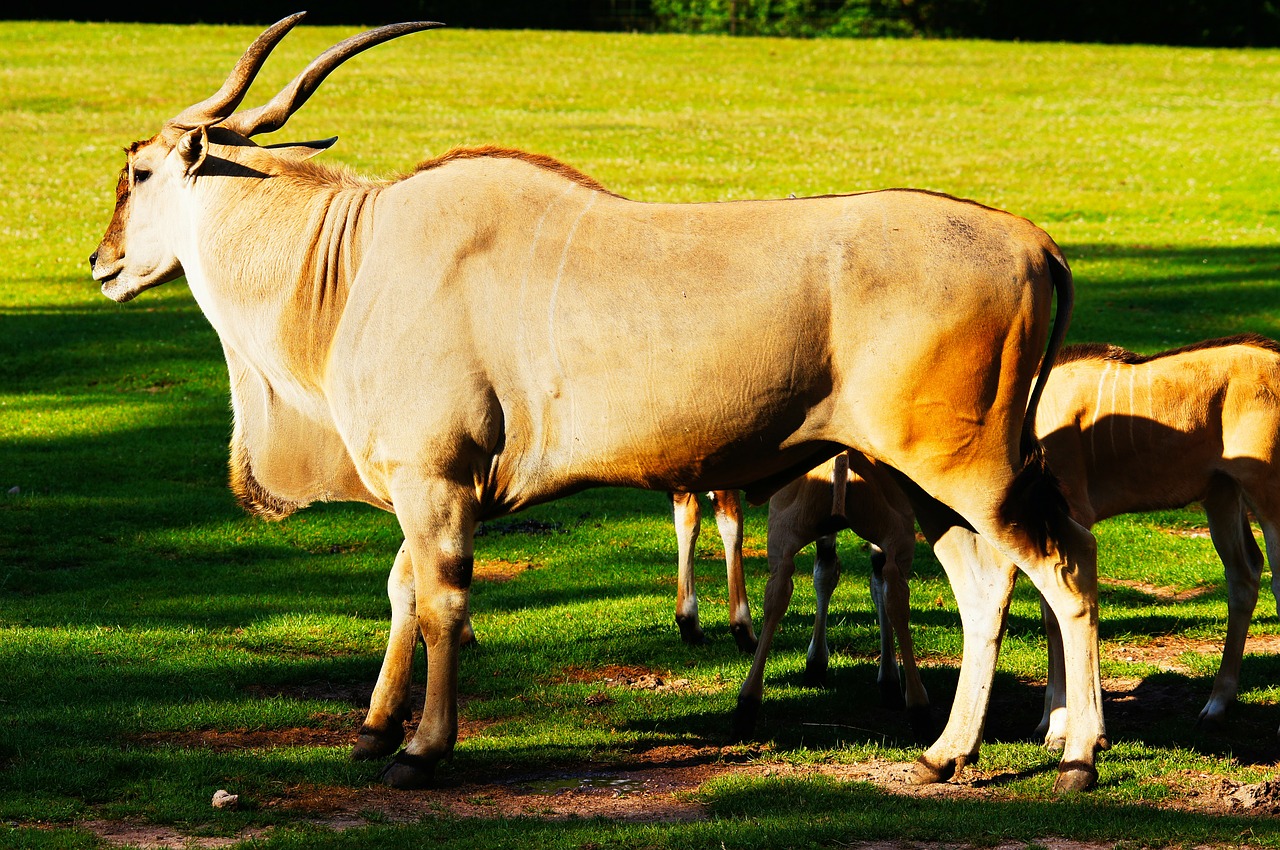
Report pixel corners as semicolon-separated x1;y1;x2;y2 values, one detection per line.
10;0;1280;47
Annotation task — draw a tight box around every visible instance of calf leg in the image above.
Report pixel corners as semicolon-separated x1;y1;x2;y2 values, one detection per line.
805;534;842;687
876;539;931;734
378;479;477;790
353;541;417;761
1037;597;1067;750
866;545;900;705
732;520;801;739
1200;482;1263;725
671;492;708;646
712;489;757;652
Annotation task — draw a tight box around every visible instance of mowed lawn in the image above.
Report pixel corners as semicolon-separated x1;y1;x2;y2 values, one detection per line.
3;20;1280;849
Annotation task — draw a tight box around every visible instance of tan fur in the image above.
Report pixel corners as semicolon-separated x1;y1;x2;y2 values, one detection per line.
90;16;1104;792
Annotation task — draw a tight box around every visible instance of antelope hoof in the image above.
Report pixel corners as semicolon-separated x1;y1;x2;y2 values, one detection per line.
730;624;758;654
676;617;710;647
379;751;437;790
910;753;966;785
1043;735;1066;753
352;724;405;761
906;705;934;741
1053;762;1097;793
802;658;828;689
878;677;906;710
731;694;761;741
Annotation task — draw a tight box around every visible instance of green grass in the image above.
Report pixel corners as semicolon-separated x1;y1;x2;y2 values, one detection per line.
3;20;1280;849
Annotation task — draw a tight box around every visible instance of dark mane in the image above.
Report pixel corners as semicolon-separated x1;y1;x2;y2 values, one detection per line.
1058;333;1280;366
414;145;619;196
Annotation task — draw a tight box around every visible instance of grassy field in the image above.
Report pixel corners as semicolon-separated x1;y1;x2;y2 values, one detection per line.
3;19;1280;849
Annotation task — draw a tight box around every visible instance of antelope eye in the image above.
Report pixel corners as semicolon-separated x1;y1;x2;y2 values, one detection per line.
134;168;151;184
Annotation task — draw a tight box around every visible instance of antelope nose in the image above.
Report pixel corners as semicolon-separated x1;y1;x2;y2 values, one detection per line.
89;251;98;268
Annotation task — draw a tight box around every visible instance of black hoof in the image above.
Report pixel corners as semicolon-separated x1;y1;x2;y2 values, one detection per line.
379;751;437;790
802;659;828;689
1053;762;1097;793
910;753;966;785
676;617;710;646
906;704;934;741
730;624;758;654
878;677;906;710
731;694;761;741
352;724;405;761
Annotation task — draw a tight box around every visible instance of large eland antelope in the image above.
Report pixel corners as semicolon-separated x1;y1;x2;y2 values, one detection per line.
90;14;1104;791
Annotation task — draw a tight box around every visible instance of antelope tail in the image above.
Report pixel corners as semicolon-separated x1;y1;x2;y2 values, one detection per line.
1000;248;1074;555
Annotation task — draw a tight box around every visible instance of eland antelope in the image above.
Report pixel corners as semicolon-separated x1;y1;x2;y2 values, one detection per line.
1037;335;1280;742
90;14;1104;791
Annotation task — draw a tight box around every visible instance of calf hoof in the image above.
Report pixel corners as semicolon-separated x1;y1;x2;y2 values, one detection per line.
802;659;828;689
676;617;710;647
910;753;966;785
906;705;934;741
1053;762;1097;793
730;624;758;655
379;751;437;790
878;677;906;710
352;724;405;761
731;694;761;741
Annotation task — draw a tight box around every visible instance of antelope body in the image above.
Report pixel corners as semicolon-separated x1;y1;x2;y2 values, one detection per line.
1038;336;1280;740
90;14;1104;791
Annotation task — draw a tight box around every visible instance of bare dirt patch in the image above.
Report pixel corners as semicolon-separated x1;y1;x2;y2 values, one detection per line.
473;558;537;582
554;663;698;695
90;641;1280;848
1104;633;1280;675
1100;576;1217;602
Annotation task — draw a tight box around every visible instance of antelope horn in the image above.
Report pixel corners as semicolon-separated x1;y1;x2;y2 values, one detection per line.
220;21;443;138
168;12;307;130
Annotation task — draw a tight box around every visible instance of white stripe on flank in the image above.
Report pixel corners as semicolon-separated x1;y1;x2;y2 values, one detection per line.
547;192;598;378
1091;361;1111;462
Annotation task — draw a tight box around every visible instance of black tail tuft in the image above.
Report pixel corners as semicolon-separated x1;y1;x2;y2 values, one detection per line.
999;443;1071;557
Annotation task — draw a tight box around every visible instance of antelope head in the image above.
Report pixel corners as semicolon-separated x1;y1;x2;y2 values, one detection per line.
90;12;440;303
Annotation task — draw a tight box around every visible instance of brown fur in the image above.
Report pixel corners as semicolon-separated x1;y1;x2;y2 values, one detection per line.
1058;333;1280;366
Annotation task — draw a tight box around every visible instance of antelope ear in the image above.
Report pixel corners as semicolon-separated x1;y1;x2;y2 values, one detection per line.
177;125;209;178
263;136;338;160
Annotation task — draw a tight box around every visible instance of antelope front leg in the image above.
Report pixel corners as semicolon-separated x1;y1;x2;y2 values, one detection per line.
354;541;417;761
911;522;1017;785
378;480;477;790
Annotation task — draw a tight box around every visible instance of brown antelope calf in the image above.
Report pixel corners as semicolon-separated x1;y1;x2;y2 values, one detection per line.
754;453;930;731
759;335;1280;744
1037;335;1280;742
92;15;1103;791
